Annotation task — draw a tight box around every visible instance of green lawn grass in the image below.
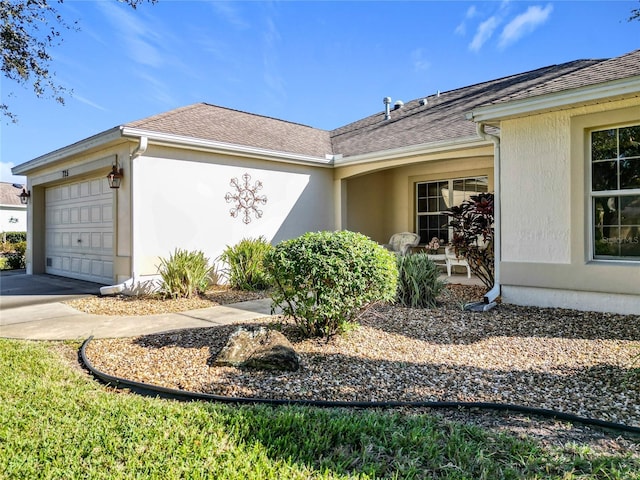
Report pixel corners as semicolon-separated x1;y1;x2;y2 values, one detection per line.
1;339;638;479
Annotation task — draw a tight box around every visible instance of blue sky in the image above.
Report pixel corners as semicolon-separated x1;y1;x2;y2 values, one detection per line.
2;0;639;184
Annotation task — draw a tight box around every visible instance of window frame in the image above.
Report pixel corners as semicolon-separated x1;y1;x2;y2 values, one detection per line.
589;123;640;262
415;176;488;245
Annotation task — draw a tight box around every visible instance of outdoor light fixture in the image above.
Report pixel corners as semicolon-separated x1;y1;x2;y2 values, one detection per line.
19;188;31;204
106;164;123;189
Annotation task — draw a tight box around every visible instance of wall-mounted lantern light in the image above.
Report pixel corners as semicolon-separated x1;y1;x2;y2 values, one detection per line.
19;188;31;204
106;164;123;189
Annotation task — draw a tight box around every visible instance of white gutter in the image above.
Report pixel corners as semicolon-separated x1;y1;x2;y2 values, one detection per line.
333;136;488;167
476;122;501;304
12;128;122;175
120;127;333;168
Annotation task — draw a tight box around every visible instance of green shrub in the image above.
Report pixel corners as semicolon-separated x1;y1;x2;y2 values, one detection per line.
157;248;213;299
446;192;494;289
13;241;26;255
2;231;26;244
5;253;25;270
264;230;398;338
219;237;274;291
395;253;445;308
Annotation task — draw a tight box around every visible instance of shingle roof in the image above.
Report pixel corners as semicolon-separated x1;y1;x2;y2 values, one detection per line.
492;49;640;103
121;50;638;161
125;103;333;158
0;182;26;206
329;59;601;157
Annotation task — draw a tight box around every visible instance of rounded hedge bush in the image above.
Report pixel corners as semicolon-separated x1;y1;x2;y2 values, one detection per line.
264;230;398;338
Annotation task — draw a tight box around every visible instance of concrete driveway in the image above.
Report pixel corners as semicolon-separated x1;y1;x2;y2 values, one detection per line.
0;270;275;341
0;270;102;310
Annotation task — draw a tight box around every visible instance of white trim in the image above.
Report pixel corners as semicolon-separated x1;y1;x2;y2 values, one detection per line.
588;123;640;262
333;136;489;167
467;76;640;122
11;128;123;175
120;127;333;167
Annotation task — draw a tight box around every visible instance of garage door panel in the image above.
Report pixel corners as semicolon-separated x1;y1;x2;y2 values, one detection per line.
45;179;114;284
103;233;113;250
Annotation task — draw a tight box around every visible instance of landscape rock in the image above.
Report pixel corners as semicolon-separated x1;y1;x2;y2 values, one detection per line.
214;326;299;371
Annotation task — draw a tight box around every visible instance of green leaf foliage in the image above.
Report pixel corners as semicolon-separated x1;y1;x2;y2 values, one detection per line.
157;248;213;299
395;253;446;308
264;230;398;338
219;237;273;291
446;192;495;290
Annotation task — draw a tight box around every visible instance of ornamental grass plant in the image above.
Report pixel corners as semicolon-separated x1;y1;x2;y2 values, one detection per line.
219;237;273;291
157;248;214;299
395;253;446;308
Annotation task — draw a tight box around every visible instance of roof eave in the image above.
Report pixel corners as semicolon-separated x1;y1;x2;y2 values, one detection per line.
121;127;333;167
467;75;640;123
334;136;489;167
11;127;124;175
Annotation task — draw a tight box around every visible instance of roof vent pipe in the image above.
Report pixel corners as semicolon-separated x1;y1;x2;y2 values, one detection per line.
383;97;392;120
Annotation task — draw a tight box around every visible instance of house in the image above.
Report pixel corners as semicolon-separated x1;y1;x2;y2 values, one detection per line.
13;49;640;314
0;182;27;236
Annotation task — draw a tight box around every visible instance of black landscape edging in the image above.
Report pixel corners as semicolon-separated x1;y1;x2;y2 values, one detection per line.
80;337;640;435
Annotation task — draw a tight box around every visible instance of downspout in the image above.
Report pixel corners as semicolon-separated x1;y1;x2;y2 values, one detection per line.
129;136;148;288
100;136;148;296
476;122;501;304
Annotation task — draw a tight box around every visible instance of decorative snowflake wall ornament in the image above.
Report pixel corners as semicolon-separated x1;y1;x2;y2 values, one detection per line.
224;173;267;224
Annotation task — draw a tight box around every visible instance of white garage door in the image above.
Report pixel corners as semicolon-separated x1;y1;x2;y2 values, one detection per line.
45;178;114;284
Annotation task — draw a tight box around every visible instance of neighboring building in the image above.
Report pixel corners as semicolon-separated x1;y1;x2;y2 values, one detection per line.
13;49;640;314
0;182;27;235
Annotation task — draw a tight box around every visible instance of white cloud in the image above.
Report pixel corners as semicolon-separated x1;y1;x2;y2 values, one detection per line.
134;71;179;107
72;94;108;112
210;1;250;29
411;49;431;71
499;4;553;49
262;15;285;100
95;2;167;68
455;5;477;35
469;16;500;52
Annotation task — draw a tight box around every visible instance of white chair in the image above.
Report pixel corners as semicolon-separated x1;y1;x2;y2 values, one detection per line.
445;246;471;278
383;232;420;255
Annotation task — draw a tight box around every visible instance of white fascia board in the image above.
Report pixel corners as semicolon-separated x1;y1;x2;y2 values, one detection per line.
333;136;489;167
467;76;640;123
11;127;123;175
0;204;27;209
120;127;333;168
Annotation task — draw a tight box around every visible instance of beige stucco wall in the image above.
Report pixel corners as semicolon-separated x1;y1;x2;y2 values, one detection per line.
342;150;494;244
20;139;336;286
499;97;640;314
131;146;335;278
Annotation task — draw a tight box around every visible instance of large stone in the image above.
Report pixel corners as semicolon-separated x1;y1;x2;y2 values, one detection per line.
214;326;299;371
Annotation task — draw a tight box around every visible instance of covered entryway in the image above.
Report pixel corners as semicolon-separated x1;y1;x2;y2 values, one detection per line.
45;178;114;284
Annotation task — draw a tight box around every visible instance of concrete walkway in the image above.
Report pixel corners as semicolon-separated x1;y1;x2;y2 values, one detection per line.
0;271;481;341
0;297;275;341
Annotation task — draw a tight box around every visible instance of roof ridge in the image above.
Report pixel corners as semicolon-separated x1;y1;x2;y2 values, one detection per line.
123;103;205;128
330;58;603;139
127;102;327;133
199;102;327;131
